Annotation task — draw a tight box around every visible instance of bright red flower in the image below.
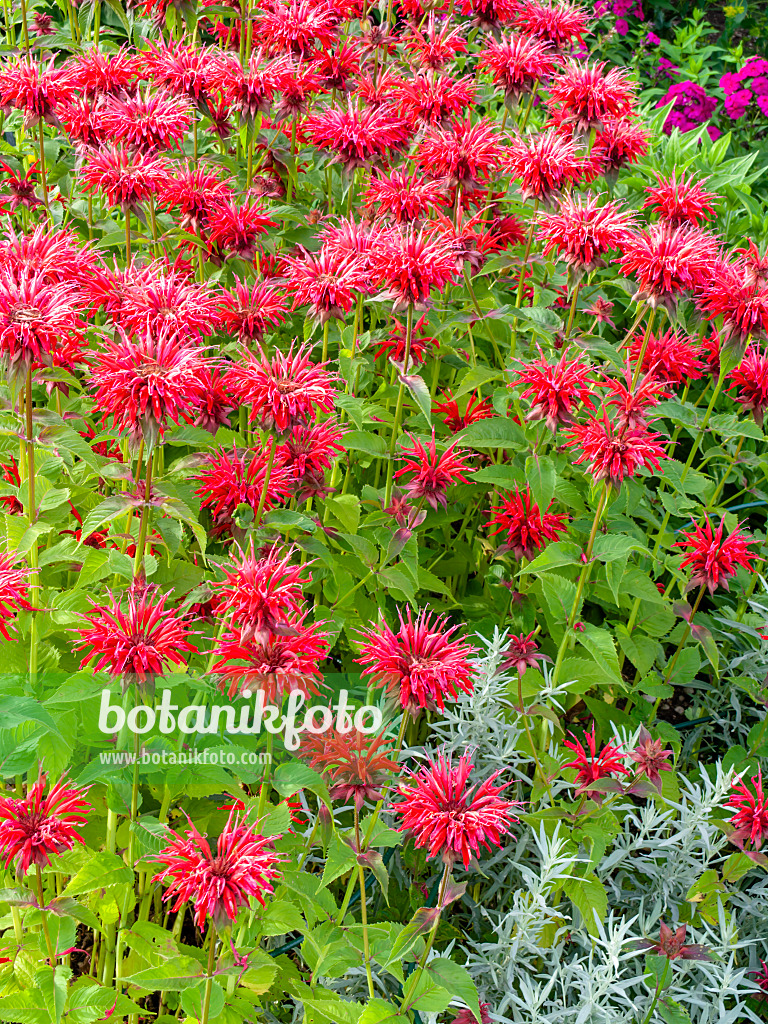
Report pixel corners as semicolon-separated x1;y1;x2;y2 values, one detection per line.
697;258;768;346
99;88;192;152
157;161;234;236
618;222;720;310
486;484;568;559
735;238;768;288
225;341;337;431
0;222;97;285
65;46;142;96
0;270;85;374
90;324;208;445
257;0;338;56
478;33;559;102
564;413;668;489
365;168;446;224
505;128;584;204
599;366;670;430
628;726;673;792
0;56;72;127
397;71;475;127
304;101;410;171
0;161;42;212
212;50;274;120
77;590;196;688
416;117;503;192
729;346;768;426
314;40;361;91
195;445;293;536
301;729;398;810
547;60;635;131
140;39;226;104
319;216;386;270
281;247;367;323
211;613;330;700
592;114;650;173
207;193;276;259
369;225;458;311
563;727;629;795
0;551;32;639
512;348;596;430
280;418;346;482
118;268;222;340
502;631;550;675
81;146;170;212
153;811;282;930
434;391;494;433
537;193;635;273
218;278;288;342
356;607;477;714
676;516;756;593
393;752;517;868
212;543;307;643
643;171;717;227
270;56;325;119
404;17;467;70
627;328;705;387
512;0;589;50
458;0;520;29
374;313;437;365
0;774;90;874
727;769;768;853
58;95;109;146
395;430;475;510
194;367;236;434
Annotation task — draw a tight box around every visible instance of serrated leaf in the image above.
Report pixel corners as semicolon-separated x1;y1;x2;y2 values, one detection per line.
525;454;556;510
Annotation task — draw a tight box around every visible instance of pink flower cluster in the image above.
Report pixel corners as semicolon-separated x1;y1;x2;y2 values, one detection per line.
595;0;644;36
657;80;719;139
720;57;768;120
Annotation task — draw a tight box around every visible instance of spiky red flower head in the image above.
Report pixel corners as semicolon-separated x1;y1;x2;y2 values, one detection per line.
314;39;361;90
301;729;398;810
505;128;584;204
563;727;629;795
502;631;550;675
118;268;223;341
486;484;568;560
81;146;170;213
404;17;467;70
140;39;226;105
211;613;330;701
629;726;673;792
257;0;338;56
153;811;283;931
397;71;475;128
458;0;520;29
304;101;410;171
212;543;307;643
592;114;650;173
618;222;720;310
628;328;705;387
365;168;446;224
356;607;477;715
434;391;494;433
270;56;325;119
416;118;502;193
564;412;668;489
0;551;32;640
735;238;768;288
512;0;589;50
195;445;293;536
537;193;635;274
225;341;337;431
0;774;90;874
0;222;97;285
374;313;437;366
369;225;458;311
643;171;717;227
0;56;72;127
282;247;367;323
0;162;42;212
512;347;596;431
478;32;559;101
77;590;196;689
280;418;346;482
395;430;474;510
0;270;85;375
676;516;756;593
194;366;236;434
65;46;142;97
727;770;768;853
157;161;234;236
207;193;276;259
697;259;768;346
547;60;635;132
90;324;207;446
599;367;670;431
729;347;768;426
99;88;191;152
219;278;287;343
393;752;517;868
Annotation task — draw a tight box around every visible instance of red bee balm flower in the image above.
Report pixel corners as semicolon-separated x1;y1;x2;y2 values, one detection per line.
618;222;720;310
301;729;399;810
505;128;584;204
219;279;288;343
77;590;197;690
562;727;629;796
477;33;559;103
152;811;282;931
0;270;85;373
393;752;517;868
0;552;32;640
628;328;704;387
394;431;475;509
365;168;446;224
729;346;768;426
629;726;673;793
212;543;307;643
487;485;568;559
537;193;635;274
281;248;367;324
564;413;668;489
356;607;477;715
727;770;768;853
643;171;717;227
698;258;768;347
369;226;458;311
502;631;551;675
304;101;410;171
195;445;293;537
0;774;90;874
81;146;170;213
547;60;636;132
416;118;503;192
512;348;596;431
513;0;589;50
676;516;756;593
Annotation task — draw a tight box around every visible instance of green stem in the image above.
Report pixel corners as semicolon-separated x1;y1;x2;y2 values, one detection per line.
354;805;375;998
35;866;57;968
400;863;451;1009
384;303;414;507
132;454;154;578
510;200;538;357
706;434;745;511
649;585;706;726
631;307;656;388
517;671;552;800
200;933;218;1024
37;122;50;217
19;0;30;51
321;320;330;364
25;367;38;686
253;434;277;529
641;958;669;1024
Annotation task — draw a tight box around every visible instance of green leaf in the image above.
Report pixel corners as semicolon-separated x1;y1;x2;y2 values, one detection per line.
47;897;101;932
539;573;578;624
62;851;135;896
36;967;68;1024
74;547;111;588
563;874;607;937
592;533;648;563
122;956;205;991
273;761;332;808
400;372;432;424
525;454;556;510
455;415;525;449
0;696;63;740
259;899;305;937
658;999;691;1024
76;496;133;547
342;431;388;458
615;624;658;676
576;624;622;684
357;998;405;1024
326;494;361;534
518;541;582;575
181;981;225;1020
321;835;358;887
426;959;482;1023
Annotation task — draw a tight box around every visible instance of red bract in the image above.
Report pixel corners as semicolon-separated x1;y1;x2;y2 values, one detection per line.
512;0;589;50
195;445;293;536
153;811;282;931
393;752;517;868
416;117;503;192
397;71;475;127
99;89;192;152
537;193;635;273
562;728;629;795
394;431;474;509
512;348;596;431
599;367;670;431
90;324;208;444
375;313;437;365
628;328;705;387
314;40;361;90
212;543;307;643
211;613;329;700
257;0;338;56
505;128;584;204
548;60;635;132
727;770;768;853
0;162;42;212
629;726;673;792
369;226;457;311
301;729;398;810
81;146;170;213
304;101;410;171
502;631;550;675
140;40;225;105
564;413;668;489
0;551;32;639
0;270;85;374
281;247;366;323
365;168;446;224
194;367;236;433
618;222;720;310
486;484;568;559
643;171;717;227
478;33;559;102
0;223;97;285
729;346;768;426
118;267;222;340
0;57;72;127
280;418;346;483
434;391;494;433
676;516;756;593
356;607;477;715
0;774;90;874
218;278;288;342
636;923;712;961
225;341;337;431
270;56;324;119
77;590;196;688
